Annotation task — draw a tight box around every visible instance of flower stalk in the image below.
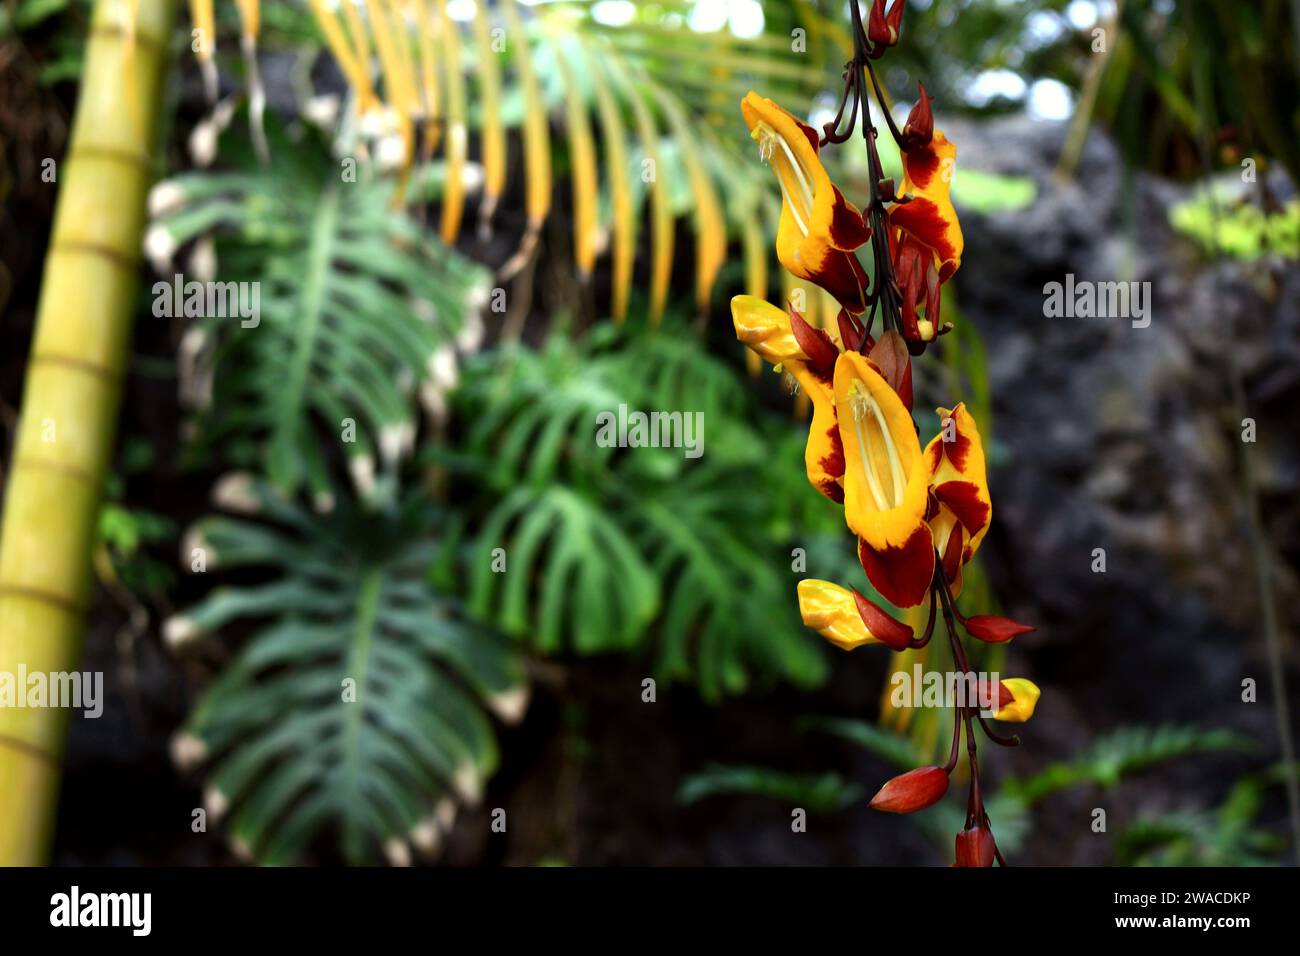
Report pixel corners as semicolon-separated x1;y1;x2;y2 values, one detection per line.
733;0;1036;865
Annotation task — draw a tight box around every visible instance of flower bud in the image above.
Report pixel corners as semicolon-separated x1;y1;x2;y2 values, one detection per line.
852;586;914;650
954;822;996;866
964;614;1036;644
869;765;949;813
788;305;840;377
900;82;934;150
867;0;905;55
993;678;1041;723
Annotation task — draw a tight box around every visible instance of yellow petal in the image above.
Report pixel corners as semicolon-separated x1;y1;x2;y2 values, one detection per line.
730;294;804;366
834;352;930;550
796;579;879;651
994;678;1040;723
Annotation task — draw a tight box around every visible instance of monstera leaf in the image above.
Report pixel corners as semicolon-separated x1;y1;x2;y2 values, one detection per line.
168;484;526;865
148;124;490;502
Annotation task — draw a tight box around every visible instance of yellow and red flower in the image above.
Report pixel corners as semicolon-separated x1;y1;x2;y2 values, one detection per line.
741;92;872;315
921;404;991;599
888;86;963;345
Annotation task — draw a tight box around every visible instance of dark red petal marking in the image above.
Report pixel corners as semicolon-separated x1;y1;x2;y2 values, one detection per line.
933;480;988;533
827;185;872;249
937;419;972;471
857;526;935;610
820;424;846;479
941;522;964;584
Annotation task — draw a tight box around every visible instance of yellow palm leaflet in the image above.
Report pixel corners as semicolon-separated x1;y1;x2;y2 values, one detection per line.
553;39;598;278
582;42;633;323
605;54;672;326
739;205;769;374
188;0;218;102
652;83;725;312
368;0;415;181
233;1;267;161
385;0;420;124
499;0;551;277
338;0;379;113
307;0;368;111
436;0;467;244
472;0;506;237
412;0;442;155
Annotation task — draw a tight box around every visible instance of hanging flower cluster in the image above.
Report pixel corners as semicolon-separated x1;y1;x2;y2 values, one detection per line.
732;0;1038;866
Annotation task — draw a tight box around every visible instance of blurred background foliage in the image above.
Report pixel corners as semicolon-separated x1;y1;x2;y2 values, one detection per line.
1;0;1297;865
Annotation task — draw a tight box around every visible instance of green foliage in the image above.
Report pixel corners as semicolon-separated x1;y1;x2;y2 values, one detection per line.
1171;193;1300;260
453;317;832;699
173;485;525;865
1001;724;1256;805
795;719;1256;857
0;0;92;84
149;124;489;501
97;438;176;594
677;764;862;813
1116;764;1297;866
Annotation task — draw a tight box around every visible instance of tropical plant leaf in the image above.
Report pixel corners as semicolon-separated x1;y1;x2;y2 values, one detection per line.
148;122;489;501
171;485;526;865
677;764;862;813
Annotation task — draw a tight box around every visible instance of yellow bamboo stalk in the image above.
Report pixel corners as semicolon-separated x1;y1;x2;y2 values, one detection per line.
0;0;174;866
472;0;505;240
436;0;467;245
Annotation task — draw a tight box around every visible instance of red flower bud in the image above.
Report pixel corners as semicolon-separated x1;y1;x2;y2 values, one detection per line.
867;330;913;411
851;587;914;651
867;0;905;54
837;308;866;354
788;305;840;377
900;82;934;150
954;823;997;867
964;615;1036;644
869;765;949;813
